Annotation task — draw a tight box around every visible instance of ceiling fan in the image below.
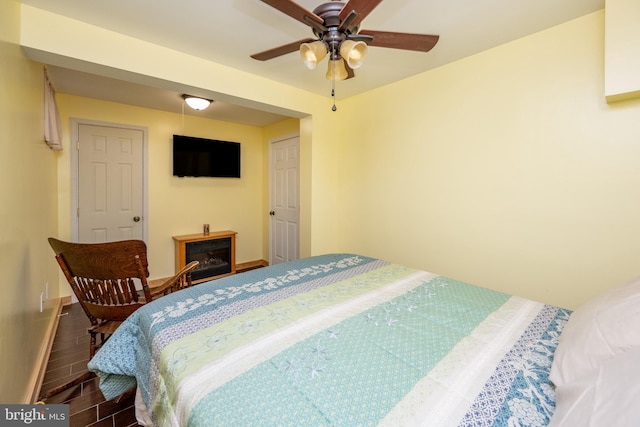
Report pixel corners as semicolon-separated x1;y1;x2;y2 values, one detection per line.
251;0;440;81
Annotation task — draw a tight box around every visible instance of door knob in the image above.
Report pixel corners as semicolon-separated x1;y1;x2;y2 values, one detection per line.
269;211;275;216
133;216;141;222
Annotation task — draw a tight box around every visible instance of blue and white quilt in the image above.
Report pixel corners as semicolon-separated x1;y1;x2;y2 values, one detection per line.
88;254;569;427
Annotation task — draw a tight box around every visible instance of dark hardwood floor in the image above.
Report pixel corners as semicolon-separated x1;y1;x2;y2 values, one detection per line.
39;303;140;427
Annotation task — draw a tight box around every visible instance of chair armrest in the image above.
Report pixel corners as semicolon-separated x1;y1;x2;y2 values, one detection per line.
149;261;199;297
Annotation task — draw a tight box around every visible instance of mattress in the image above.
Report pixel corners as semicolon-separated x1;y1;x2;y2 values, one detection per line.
87;253;569;426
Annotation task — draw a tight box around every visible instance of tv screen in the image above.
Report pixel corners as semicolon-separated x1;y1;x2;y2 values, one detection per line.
173;135;241;178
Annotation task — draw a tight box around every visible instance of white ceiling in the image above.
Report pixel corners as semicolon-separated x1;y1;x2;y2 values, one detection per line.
22;0;604;126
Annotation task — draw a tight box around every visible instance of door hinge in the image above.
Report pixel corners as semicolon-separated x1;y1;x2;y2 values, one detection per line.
76;141;80;150
76;208;80;218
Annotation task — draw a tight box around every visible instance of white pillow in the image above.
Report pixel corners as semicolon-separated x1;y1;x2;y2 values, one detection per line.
549;275;640;387
549;346;640;427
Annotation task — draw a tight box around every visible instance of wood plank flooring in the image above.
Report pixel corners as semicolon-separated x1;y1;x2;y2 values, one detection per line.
39;302;140;427
39;263;266;426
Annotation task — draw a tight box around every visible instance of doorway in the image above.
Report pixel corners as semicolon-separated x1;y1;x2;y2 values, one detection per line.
71;120;148;243
269;135;300;265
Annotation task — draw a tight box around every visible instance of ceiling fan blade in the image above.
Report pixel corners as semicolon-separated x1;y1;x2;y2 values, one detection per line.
359;29;439;52
338;0;384;29
260;0;324;28
251;38;316;61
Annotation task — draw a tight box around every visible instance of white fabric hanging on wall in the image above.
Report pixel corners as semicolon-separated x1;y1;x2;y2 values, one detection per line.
44;68;63;151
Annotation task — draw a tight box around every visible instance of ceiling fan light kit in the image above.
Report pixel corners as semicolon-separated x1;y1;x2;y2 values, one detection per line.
254;0;439;109
326;58;349;81
300;40;328;70
339;40;367;69
182;94;212;110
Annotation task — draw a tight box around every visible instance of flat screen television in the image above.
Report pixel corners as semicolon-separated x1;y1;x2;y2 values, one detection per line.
173;135;241;178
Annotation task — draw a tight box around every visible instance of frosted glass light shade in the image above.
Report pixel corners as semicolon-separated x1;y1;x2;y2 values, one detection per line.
182;95;212;110
326;59;349;81
300;41;327;70
340;40;368;69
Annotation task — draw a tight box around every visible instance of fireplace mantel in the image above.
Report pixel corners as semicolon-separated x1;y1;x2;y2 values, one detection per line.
173;230;237;284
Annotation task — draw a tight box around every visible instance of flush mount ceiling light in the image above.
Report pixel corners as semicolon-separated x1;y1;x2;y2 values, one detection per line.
181;94;213;110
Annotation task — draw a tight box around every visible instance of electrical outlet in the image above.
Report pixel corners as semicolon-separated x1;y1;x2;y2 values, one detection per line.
40;292;44;313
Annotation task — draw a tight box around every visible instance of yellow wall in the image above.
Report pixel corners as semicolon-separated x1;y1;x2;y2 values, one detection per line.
605;0;640;102
0;0;61;403
9;1;640;404
336;11;640;310
20;6;640;311
56;95;298;285
19;3;341;259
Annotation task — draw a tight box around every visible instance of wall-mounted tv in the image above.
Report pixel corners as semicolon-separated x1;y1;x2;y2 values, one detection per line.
173;135;241;178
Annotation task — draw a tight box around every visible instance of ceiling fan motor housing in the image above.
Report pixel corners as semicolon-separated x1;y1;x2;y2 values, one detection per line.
313;2;355;59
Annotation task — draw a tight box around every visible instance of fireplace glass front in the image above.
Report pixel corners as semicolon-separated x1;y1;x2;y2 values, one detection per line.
185;237;232;281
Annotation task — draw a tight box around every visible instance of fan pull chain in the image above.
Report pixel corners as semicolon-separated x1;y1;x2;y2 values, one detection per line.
331;60;337;112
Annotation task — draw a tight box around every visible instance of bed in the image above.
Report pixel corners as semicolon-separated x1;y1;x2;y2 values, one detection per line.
87;253;640;426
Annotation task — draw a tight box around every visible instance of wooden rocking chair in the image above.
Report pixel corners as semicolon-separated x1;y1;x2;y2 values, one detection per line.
39;238;198;401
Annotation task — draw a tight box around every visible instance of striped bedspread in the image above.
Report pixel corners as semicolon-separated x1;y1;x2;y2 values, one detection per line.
88;254;569;426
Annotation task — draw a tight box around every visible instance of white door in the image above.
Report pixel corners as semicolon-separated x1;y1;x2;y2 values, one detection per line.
77;124;144;243
270;136;300;265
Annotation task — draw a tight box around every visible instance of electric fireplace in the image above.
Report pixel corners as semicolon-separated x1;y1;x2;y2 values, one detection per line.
173;231;237;283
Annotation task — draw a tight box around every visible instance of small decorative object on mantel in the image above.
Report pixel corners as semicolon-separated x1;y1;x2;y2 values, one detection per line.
203;224;210;235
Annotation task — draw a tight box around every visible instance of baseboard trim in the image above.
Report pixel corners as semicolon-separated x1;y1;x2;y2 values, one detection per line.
27;298;64;403
236;259;268;273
